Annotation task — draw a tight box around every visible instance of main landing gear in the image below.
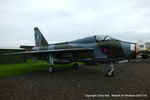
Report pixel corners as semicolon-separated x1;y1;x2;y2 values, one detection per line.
48;54;54;73
48;54;79;72
106;62;115;77
48;54;114;76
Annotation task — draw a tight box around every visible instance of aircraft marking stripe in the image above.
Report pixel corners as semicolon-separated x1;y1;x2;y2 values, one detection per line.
135;43;138;59
37;42;39;47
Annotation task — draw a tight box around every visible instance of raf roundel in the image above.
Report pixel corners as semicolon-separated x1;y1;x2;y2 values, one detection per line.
101;46;109;55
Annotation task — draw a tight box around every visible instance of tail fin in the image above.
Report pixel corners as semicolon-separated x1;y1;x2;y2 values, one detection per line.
34;27;49;47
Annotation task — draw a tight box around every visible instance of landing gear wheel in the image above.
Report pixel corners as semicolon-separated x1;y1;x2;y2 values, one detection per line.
73;63;78;69
48;65;54;73
106;70;114;77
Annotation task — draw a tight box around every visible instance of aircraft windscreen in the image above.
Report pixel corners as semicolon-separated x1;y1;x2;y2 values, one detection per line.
104;36;118;41
95;35;119;42
95;35;107;41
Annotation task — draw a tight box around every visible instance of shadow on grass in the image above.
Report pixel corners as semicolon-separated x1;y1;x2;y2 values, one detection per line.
0;59;84;77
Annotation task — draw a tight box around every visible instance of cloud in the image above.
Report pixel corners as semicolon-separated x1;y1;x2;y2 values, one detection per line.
0;0;150;48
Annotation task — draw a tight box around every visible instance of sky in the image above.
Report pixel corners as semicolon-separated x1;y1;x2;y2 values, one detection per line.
0;0;150;48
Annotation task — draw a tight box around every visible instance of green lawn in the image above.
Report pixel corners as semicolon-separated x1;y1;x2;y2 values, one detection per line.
0;59;84;77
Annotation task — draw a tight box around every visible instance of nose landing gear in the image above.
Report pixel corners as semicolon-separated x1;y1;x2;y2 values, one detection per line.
106;62;115;77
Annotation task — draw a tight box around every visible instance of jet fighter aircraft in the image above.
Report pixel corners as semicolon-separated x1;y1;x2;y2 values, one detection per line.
7;27;150;76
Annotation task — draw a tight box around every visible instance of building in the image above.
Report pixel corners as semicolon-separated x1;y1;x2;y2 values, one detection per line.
0;49;26;64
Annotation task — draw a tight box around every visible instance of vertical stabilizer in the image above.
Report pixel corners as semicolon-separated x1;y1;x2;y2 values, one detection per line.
34;27;49;47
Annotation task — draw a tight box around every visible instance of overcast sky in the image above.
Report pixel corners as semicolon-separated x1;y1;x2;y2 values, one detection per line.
0;0;150;48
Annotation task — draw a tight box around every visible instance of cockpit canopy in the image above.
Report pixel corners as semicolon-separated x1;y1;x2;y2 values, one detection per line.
95;35;119;42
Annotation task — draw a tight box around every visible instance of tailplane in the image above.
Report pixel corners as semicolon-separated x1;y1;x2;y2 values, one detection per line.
34;27;49;47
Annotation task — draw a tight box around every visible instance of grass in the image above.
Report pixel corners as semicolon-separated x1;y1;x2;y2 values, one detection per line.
0;59;84;78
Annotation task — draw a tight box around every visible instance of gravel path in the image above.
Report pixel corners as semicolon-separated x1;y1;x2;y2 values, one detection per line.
0;61;150;100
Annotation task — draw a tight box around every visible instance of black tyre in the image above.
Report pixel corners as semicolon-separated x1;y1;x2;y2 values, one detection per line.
48;65;54;73
106;70;114;77
73;63;78;69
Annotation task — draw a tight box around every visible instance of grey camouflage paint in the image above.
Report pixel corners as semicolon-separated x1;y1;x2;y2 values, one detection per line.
32;27;149;63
